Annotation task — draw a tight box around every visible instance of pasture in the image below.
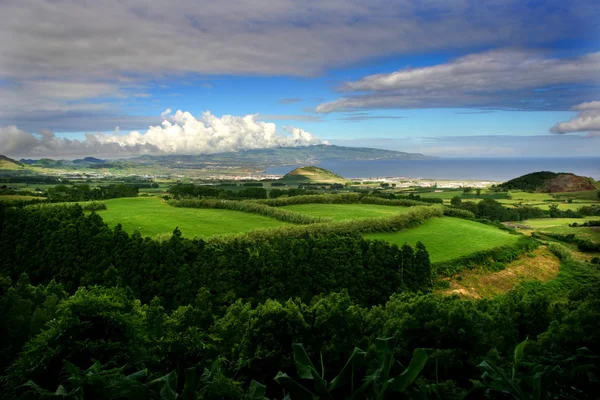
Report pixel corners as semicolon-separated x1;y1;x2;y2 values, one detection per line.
89;196;288;238
365;217;521;263
522;217;600;242
281;203;412;221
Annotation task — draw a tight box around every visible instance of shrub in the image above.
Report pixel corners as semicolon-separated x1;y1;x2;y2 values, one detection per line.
490;262;506;271
82;202;107;211
548;243;572;262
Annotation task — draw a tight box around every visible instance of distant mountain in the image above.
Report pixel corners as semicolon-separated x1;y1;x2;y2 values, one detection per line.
130;144;432;169
73;157;106;164
498;171;598;193
19;158;63;167
281;166;347;184
0;155;25;170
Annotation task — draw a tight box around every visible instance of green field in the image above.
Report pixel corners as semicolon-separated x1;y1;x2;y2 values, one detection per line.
281;203;412;221
365;217;521;263
90;197;288;238
522;217;600;242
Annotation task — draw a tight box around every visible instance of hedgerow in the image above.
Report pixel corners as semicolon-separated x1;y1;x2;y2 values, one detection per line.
168;198;330;224
206;205;444;244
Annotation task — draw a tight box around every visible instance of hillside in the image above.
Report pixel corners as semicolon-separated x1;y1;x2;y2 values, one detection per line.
0;155;25;170
280;166;347;184
498;171;597;192
130;144;432;169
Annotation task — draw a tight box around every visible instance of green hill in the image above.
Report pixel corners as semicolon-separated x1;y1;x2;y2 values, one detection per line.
498;171;598;193
0;155;25;170
280;166;347;184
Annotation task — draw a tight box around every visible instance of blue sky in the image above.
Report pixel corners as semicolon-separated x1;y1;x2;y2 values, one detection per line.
0;0;599;158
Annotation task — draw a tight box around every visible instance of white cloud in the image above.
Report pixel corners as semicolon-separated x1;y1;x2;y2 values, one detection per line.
572;101;600;111
551;101;600;134
0;110;324;158
316;50;600;112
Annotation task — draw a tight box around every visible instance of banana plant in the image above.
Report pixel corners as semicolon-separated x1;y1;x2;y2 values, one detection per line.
274;337;430;399
18;359;269;400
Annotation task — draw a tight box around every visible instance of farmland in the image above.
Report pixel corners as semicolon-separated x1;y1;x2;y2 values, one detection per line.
280;203;412;220
521;217;600;242
90;196;288;238
365;217;521;263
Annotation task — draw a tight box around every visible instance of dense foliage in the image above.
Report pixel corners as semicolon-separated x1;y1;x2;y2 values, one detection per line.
497;171;560;191
46;183;139;202
169;183;268;200
2;194;600;398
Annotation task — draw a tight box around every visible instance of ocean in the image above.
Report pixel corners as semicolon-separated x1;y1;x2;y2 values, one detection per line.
266;157;600;182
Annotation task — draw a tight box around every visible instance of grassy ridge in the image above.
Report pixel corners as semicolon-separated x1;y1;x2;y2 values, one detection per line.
365;217;521;263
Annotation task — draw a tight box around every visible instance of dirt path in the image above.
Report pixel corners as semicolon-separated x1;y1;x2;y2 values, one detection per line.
437;246;560;299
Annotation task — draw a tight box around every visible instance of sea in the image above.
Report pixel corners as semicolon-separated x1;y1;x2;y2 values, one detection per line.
266;157;600;182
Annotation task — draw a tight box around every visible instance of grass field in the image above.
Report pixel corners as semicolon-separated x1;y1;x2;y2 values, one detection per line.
437;246;560;299
90;197;288;238
365;217;521;263
522;217;600;242
281;203;412;221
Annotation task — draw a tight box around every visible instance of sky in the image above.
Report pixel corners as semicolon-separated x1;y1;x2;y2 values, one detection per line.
0;0;599;159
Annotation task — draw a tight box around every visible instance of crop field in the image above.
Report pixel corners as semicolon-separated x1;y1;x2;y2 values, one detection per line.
365;217;521;263
522;217;600;242
89;197;288;238
281;203;412;221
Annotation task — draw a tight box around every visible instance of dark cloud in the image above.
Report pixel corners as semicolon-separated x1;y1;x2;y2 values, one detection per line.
0;0;598;131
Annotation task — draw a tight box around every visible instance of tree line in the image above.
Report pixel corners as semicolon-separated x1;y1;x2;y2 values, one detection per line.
45;183;139;202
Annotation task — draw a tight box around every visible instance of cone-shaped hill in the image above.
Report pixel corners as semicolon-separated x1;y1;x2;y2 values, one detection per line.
280;166;347;184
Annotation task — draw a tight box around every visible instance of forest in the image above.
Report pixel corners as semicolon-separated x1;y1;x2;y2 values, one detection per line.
1;199;599;399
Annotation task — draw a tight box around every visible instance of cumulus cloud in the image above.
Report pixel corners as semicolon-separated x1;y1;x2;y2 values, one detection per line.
0;110;324;158
316;50;600;112
550;101;600;134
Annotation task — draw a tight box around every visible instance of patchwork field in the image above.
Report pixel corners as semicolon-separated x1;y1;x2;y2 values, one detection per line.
280;203;412;221
522;217;600;242
365;217;521;263
90;197;288;238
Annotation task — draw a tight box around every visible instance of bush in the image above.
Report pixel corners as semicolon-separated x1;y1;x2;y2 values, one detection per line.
82;202;107;211
548;243;572;262
490;262;506;271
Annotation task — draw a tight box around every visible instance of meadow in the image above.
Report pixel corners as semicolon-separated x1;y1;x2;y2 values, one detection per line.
365;217;521;263
522;217;600;242
90;196;288;238
280;203;411;221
